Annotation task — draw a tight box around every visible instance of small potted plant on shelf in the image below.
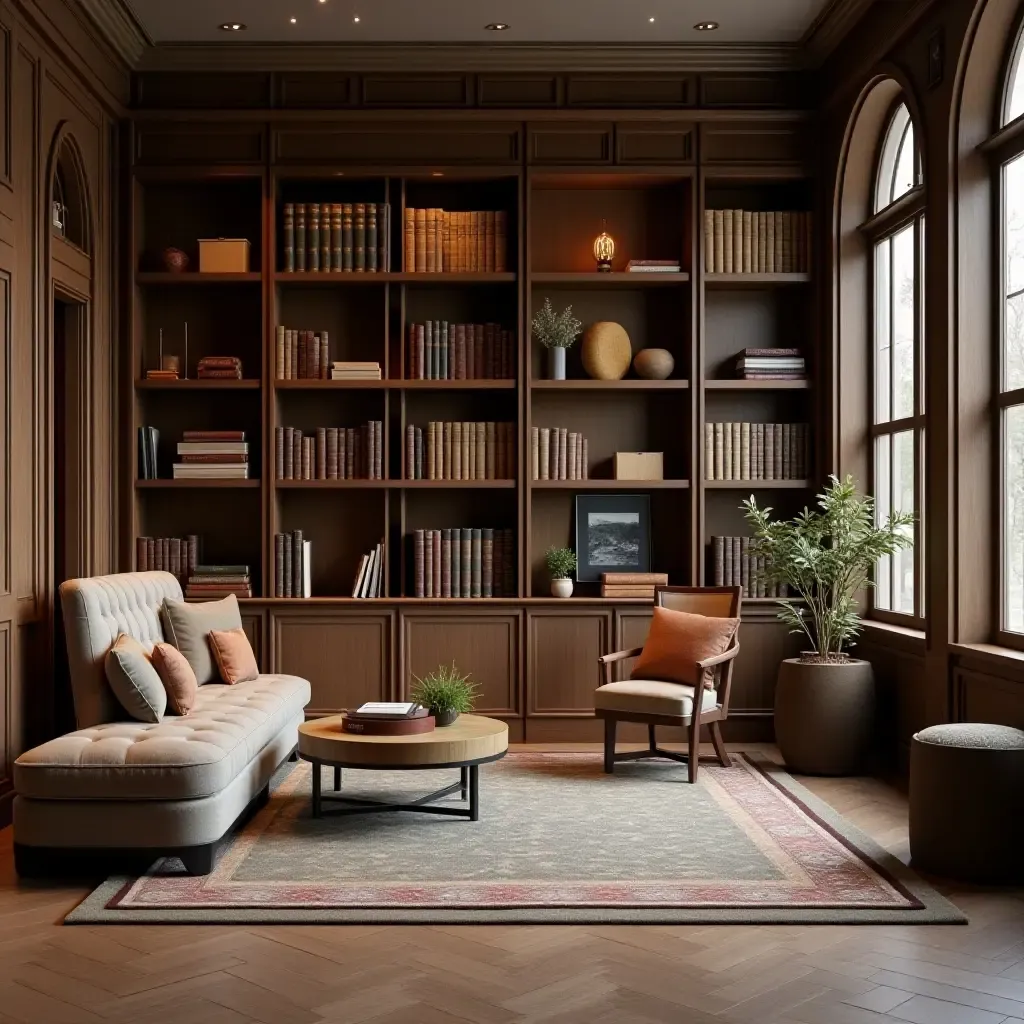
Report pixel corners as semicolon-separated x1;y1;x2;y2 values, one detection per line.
411;662;479;727
546;546;578;598
532;298;582;381
743;475;914;776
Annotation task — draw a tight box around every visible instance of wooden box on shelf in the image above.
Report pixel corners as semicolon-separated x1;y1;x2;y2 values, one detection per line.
199;239;251;274
614;452;664;481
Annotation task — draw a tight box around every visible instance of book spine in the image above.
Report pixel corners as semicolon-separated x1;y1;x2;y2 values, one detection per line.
712;536;724;586
414;530;425;598
704;208;714;272
495;210;507;272
741;421;751;480
471;528;482;598
366;203;378;272
742;211;753;273
423;530;434;598
295;204;306;273
783;423;792;479
321;204;331;273
741;537;750;598
476;422;486;481
283;203;295;273
451;526;462;597
441;528;452;598
460;529;472;598
415;427;423;480
723;422;733;481
765;423;775;480
308;203;320;273
474;324;484;381
773;423;783;479
732;421;741;479
481;528;494;598
414;208;426;273
330;204;342;271
403;205;414;272
431;530;442;598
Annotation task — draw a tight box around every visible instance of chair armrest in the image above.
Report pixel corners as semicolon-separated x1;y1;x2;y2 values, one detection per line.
697;642;741;670
598;647;643;666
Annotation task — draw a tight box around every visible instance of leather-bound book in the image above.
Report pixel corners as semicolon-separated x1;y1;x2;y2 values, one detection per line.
327;427;339;480
343;203;354;271
486;422;496;480
723;535;734;586
320;332;329;379
348;427;357;479
330;203;342;271
483;323;495;379
426;421;436;480
423;530;434;598
733;208;743;274
460;529;472;598
276;325;285;380
308;203;320;273
186;535;199;578
415;323;425;380
147;537;156;570
406;424;415;479
582;439;589;480
732;422;742;480
474;422;485;481
414;208;427;273
457;422;468;481
741;537;750;597
550;428;561;481
482;528;494;598
782;423;792;479
559;427;568;481
568;432;578;481
423;320;433;380
451;421;462;481
170;538;181;579
379;202;390;271
283;203;295;272
442;321;452;380
296;204;307;272
424;208;436;273
275;427;284;479
722;209;733;273
374;420;383;480
435;207;444;272
283;329;292;380
320;205;331;273
407;323;417;379
773;423;784;480
414;529;425;598
713;536;725;586
742;211;753;273
495;211;507;272
471;528;482;598
292;530;303;598
298;332;308;380
438;322;449;380
354;203;366;272
136;536;149;572
454;324;465;379
284;426;294;480
367;204;378;272
539;428;550;480
316;427;327;480
474;324;484;380
441;528;452;598
403;206;415;272
443;421;453;481
431;530;442;598
492;530;504;597
415;427;423;480
275;534;285;597
302;435;312;480
484;211;496;273
283;532;293;598
502;528;515;597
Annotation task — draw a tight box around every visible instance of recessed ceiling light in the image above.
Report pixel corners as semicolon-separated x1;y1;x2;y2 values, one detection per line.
485;23;509;31
218;22;245;31
649;16;655;22
290;17;297;23
354;15;360;22
694;20;719;30
431;172;444;177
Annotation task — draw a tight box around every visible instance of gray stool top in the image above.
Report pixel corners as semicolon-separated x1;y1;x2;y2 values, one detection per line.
914;723;1024;750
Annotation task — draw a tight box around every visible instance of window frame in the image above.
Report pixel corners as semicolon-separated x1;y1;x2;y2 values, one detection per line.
862;99;926;628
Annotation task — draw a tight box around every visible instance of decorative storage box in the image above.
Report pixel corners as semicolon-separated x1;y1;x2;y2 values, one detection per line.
614;452;664;480
198;238;250;273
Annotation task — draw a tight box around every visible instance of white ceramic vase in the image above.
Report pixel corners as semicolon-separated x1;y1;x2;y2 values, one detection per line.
551;578;574;599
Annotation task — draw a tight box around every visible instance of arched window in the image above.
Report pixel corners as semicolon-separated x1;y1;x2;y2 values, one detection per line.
866;101;924;622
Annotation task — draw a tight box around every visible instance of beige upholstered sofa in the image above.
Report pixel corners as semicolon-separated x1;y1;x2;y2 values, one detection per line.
13;572;310;875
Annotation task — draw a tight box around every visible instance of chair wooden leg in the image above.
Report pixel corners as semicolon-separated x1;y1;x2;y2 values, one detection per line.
710;720;732;768
648;724;656;751
688;723;700;783
603;717;617;774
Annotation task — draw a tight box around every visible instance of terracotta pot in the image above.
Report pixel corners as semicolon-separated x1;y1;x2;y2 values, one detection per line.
432;708;459;727
551;578;573;599
774;657;875;776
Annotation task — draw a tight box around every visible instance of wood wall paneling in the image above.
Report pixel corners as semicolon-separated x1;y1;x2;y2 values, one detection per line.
699;120;807;165
240;610;265;670
565;76;694;108
615;122;695;164
477;76;560;108
134;124;267;165
614;609;652;680
527;122;613;164
699;74;804;108
728;608;803;715
527;610;611;715
134;72;272;109
362;76;472;108
955;667;1024;729
276;73;356;109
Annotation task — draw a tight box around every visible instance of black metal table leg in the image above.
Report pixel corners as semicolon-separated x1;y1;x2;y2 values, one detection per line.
469;764;480;821
460;765;469;800
334;765;342;791
312;760;322;818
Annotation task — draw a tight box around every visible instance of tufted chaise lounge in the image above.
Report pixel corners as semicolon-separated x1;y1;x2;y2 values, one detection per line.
12;572;310;875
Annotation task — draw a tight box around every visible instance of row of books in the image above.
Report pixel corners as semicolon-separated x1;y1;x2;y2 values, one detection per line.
734;347;806;381
531;427;589;481
281;202;392;273
403;208;508;274
275;328;330;380
186;566;252;600
601;572;668;599
273;531;312;598
197;356;243;381
703;210;811;274
711;537;789;599
352;542;385;598
408;321;515;381
135;535;199;580
704;422;810;481
404;422;515;481
138;426;160;480
173;430;249;480
275;424;383;480
414;528;515;598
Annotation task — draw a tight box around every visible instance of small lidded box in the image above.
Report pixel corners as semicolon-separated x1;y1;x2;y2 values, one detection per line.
198;238;251;273
614;452;664;481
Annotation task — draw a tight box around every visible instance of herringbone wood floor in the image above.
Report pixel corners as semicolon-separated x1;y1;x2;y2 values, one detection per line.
1;744;1022;1024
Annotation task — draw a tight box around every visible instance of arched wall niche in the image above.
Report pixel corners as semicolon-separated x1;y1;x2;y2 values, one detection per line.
48;127;92;257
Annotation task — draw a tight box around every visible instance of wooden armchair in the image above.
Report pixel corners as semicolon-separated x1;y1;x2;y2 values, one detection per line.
595;586;742;783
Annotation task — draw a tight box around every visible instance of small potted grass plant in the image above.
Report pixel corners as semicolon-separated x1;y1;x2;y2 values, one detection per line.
532;298;582;380
411;662;479;727
546;546;577;598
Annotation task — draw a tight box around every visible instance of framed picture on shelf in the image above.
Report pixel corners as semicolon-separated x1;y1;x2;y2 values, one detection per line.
575;494;651;583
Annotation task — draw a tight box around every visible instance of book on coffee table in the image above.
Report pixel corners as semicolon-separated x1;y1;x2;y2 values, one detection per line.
348;702;425;721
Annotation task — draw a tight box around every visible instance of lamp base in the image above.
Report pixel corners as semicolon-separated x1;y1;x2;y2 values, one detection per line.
596;260;613;272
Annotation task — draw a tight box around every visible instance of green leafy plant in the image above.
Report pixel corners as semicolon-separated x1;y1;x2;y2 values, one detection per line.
742;475;915;663
411;662;479;714
532;298;582;350
546;546;578;580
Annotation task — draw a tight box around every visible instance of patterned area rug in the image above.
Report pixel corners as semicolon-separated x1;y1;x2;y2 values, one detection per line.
67;753;964;924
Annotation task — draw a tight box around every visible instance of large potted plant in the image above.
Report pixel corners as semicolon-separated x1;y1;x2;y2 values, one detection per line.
743;475;914;776
532;298;582;380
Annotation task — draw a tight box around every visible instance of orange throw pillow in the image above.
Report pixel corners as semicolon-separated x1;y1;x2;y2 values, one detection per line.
208;628;259;685
631;606;739;689
151;642;199;715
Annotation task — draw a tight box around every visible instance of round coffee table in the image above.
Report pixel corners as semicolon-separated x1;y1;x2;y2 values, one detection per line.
297;713;509;821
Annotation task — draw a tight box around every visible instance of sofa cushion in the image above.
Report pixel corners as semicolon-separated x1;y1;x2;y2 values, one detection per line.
162;594;243;686
14;674;310;802
595;679;719;718
104;633;167;723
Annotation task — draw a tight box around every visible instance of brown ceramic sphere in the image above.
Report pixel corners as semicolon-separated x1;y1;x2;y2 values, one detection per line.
162;247;190;273
581;321;632;380
633;348;675;380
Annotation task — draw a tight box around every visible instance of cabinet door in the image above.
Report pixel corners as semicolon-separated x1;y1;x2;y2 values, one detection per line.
729;608;802;716
272;610;393;715
402;612;521;716
614;610;653;680
527;610;611;716
240;610;265;670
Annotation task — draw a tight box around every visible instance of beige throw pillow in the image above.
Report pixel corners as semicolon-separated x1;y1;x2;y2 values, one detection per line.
104;633;167;723
161;594;243;685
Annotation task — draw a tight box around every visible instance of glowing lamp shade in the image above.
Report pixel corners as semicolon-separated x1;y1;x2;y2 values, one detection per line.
593;229;615;272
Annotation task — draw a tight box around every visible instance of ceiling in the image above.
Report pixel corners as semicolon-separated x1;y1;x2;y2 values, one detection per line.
126;0;834;45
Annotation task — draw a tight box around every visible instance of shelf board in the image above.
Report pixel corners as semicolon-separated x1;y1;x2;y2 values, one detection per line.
136;479;260;489
704;273;811;288
135;378;261;390
530;479;689;490
704;479;812;489
135;272;262;285
531;379;689;391
236;596;656;606
531;271;689;287
274;271;516;285
275;479;515;490
705;379;811;391
274;379;516;390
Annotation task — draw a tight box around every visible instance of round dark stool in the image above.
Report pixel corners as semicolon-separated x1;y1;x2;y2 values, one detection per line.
909;723;1024;883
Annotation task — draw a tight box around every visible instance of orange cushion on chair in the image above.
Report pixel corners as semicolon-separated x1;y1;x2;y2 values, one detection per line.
631;605;739;689
208;628;260;685
151;642;199;715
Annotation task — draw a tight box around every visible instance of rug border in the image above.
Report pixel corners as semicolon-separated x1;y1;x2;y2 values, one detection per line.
64;754;967;926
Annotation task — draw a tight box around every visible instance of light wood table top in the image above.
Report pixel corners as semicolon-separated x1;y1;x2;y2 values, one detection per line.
298;713;509;768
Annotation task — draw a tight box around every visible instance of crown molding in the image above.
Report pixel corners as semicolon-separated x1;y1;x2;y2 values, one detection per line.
135;42;803;75
75;0;149;66
801;0;876;66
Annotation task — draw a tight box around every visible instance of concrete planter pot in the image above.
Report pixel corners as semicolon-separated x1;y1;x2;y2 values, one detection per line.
774;657;875;776
547;347;567;380
551;577;574;599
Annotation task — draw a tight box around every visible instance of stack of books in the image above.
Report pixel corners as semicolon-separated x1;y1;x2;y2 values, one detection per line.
704;422;809;481
135;534;198;582
281;202;391;273
601;573;668;599
273;530;312;598
531;427;589;481
405;422;515;481
352;541;385;598
275;328;329;380
626;260;682;274
735;347;806;381
173;430;249;480
408;321;515;380
711;537;788;599
403;208;507;273
137;425;159;479
703;210;811;273
414;528;515;598
342;703;433;735
330;361;381;381
197;355;242;380
186;565;252;600
145;368;179;382
276;423;383;480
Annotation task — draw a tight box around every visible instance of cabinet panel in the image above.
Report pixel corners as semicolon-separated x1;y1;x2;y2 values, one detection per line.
528;610;611;715
729;609;802;714
402;612;520;716
273;611;392;715
566;76;693;108
614;609;653;680
616;123;694;164
240;610;265;671
135;124;266;165
528;123;612;164
362;76;471;107
700;121;807;165
479;76;559;108
956;669;1024;729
